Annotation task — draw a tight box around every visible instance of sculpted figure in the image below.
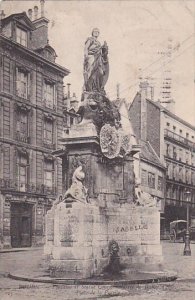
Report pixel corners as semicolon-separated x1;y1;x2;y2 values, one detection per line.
53;166;88;206
83;28;109;93
64;166;88;204
134;179;156;207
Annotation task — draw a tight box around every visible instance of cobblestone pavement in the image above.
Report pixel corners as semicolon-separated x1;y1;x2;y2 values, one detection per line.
0;241;194;300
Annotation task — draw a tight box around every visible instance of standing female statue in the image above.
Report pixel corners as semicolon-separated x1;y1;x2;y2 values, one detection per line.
83;28;109;94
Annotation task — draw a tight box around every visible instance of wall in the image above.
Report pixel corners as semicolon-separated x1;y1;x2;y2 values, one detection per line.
128;93;141;140
146;101;161;157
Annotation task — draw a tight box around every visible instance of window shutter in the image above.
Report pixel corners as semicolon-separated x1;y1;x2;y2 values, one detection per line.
16;163;19;189
15;67;19;95
26;164;30;186
27;72;31;100
54;84;57;108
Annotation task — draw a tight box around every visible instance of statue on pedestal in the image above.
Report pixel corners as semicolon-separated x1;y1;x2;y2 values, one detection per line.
83;28;109;94
53;166;88;205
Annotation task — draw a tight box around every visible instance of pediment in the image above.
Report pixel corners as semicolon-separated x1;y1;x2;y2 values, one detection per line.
2;12;34;30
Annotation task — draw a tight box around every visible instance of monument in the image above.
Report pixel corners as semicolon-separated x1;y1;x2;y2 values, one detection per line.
44;29;163;279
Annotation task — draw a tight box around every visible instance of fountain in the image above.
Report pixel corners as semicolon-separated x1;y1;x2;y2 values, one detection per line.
42;28;171;283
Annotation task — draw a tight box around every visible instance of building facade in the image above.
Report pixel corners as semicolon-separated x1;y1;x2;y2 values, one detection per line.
129;82;195;235
0;7;69;248
113;97;165;214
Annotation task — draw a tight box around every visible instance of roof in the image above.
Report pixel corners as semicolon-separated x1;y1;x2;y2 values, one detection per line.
139;139;165;169
1;35;70;76
2;12;35;30
129;91;195;131
146;98;195;131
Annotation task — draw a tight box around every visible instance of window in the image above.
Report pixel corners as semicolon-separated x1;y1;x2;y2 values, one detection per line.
186;151;189;164
173;126;176;131
185;169;191;184
179;149;183;161
43;81;55;108
16;68;29;98
173;164;177;180
157;176;163;191
166;162;172;179
186;133;189;139
16;111;29;142
179;166;183;181
44;160;54;192
166;144;170;157
17;154;29;192
166;122;170;127
192;154;194;166
179;129;182;135
16;27;27;47
44;119;53;144
141;169;147;186
192;172;195;185
70;116;74;126
173;147;177;160
148;172;155;188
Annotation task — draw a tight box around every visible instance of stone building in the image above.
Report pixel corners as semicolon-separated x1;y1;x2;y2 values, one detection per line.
0;5;69;248
114;98;165;215
129;81;195;235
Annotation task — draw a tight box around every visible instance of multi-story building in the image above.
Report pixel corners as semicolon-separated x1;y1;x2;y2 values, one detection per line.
114;97;165;215
0;4;69;248
129;81;195;235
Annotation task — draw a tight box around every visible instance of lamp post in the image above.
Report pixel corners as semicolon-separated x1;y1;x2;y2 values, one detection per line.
183;190;191;256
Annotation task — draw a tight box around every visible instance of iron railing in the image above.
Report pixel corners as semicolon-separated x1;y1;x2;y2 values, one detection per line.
0;179;57;195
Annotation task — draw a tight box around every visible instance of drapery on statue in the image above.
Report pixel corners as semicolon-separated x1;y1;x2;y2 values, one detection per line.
83;28;109;93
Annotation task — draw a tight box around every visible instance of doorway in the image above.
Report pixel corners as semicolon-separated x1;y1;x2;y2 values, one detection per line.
10;202;33;247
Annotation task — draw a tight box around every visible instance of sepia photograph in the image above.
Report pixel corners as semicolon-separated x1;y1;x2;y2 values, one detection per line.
0;0;194;299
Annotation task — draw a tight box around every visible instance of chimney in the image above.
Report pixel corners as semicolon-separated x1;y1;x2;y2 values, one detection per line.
34;6;38;20
0;10;5;32
67;83;71;99
40;0;45;17
139;81;149;141
28;9;33;21
31;2;49;50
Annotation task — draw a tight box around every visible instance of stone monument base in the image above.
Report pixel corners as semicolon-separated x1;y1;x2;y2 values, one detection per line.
44;202;163;279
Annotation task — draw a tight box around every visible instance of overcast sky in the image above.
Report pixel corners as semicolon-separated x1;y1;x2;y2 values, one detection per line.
1;0;195;125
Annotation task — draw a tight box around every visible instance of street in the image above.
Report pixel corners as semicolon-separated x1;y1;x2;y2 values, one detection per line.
0;241;195;300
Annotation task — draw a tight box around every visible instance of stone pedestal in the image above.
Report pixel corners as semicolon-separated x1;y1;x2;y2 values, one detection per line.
44;201;163;278
60;135;135;204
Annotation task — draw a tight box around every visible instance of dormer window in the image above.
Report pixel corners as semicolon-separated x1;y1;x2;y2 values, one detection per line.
16;27;27;47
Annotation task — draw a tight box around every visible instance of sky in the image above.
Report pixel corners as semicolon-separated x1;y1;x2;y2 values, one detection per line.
1;0;195;125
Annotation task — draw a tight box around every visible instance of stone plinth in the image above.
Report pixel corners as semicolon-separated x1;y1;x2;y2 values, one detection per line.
44;202;163;278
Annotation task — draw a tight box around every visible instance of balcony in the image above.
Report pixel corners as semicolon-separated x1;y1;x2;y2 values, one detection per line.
164;129;195;151
0;179;57;196
166;175;195;187
16;132;30;144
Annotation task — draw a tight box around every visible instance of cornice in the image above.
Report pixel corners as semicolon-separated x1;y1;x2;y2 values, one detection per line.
0;91;64;118
0;35;70;77
0;137;60;156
